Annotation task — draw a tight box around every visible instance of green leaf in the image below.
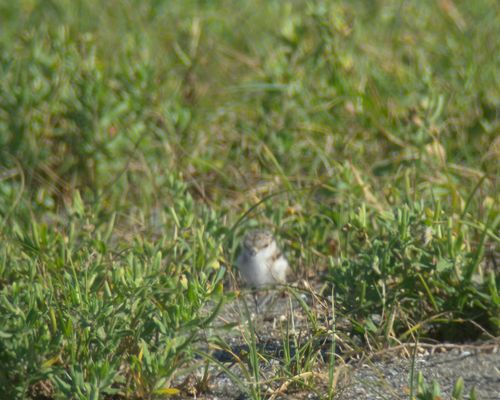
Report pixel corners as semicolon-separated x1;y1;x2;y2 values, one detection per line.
436;258;452;272
72;190;85;218
451;377;464;399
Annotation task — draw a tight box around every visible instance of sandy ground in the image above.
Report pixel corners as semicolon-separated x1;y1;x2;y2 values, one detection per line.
335;347;499;400
185;288;500;399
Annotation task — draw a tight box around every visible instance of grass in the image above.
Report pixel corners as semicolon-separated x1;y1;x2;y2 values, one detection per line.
0;0;499;398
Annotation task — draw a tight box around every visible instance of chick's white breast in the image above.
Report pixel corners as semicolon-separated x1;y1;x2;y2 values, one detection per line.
237;247;289;287
270;256;289;283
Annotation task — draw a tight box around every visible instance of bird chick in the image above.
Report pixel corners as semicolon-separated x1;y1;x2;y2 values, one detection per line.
236;229;290;288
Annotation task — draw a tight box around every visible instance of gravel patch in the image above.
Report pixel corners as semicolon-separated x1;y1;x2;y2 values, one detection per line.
337;348;500;400
189;289;500;399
